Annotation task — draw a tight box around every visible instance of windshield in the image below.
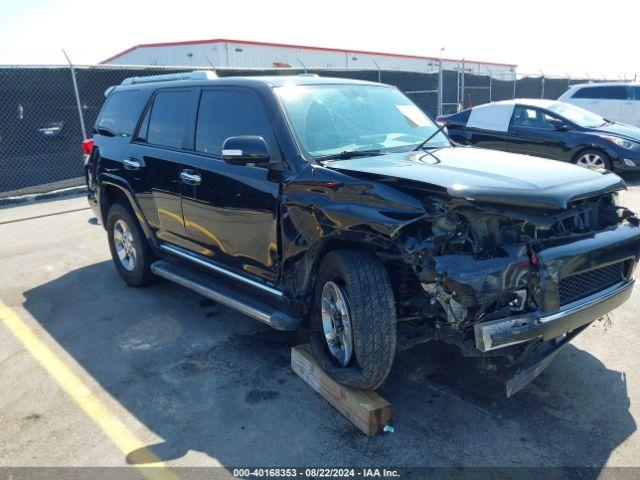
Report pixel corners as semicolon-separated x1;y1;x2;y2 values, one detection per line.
275;84;449;158
546;102;606;128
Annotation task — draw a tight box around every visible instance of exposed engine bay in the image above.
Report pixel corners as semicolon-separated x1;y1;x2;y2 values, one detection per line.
384;190;639;391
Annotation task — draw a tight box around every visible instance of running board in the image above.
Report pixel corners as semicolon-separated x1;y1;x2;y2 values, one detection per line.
150;260;300;330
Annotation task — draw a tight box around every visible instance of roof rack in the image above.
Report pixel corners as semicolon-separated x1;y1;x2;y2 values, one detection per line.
120;70;218;86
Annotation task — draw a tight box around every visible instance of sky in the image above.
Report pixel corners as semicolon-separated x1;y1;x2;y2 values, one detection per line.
0;0;637;79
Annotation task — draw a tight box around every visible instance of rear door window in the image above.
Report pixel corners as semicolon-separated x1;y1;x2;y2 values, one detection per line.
147;90;191;149
195;89;274;156
96;90;140;137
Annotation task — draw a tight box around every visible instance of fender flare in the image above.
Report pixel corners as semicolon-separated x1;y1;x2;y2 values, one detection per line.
98;173;157;245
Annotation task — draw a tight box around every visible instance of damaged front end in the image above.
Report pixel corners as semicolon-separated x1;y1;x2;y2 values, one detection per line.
392;190;640;396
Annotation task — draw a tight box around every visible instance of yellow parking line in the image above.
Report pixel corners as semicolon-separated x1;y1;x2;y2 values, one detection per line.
0;301;180;480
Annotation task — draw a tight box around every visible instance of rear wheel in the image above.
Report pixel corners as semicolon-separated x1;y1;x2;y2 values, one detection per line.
310;250;397;390
573;149;612;170
106;203;156;287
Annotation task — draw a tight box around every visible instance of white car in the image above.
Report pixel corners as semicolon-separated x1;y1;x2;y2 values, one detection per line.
559;82;640;128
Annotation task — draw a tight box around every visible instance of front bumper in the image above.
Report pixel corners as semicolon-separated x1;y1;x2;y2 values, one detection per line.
475;279;634;352
503;323;588;397
614;154;640;172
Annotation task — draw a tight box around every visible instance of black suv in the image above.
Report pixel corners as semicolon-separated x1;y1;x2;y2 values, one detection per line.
85;72;640;395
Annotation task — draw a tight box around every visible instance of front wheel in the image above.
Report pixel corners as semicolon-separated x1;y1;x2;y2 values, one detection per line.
310;250;397;390
573;149;612;170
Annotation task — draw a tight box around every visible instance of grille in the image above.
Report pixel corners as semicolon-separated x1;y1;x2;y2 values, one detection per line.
559;262;625;306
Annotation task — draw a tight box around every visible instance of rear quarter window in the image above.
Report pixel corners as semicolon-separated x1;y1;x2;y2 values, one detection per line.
96;90;141;137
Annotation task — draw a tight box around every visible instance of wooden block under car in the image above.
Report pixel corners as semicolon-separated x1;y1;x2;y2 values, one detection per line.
291;343;391;436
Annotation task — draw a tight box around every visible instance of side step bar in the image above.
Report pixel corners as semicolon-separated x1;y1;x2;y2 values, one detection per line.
151;260;300;330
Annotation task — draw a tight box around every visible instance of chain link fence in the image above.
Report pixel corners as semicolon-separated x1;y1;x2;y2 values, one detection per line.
0;64;599;197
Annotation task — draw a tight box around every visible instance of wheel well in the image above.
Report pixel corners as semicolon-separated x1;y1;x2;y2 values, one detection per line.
317;239;377;263
100;185;131;228
572;146;610;162
305;240;424;320
290;238;378;297
306;238;400;294
314;239;429;315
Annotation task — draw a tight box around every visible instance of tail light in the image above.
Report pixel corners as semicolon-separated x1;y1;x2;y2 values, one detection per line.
81;138;94;155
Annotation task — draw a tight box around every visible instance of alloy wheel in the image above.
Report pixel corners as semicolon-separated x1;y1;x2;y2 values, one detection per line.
576;152;605;169
113;219;137;271
320;281;354;366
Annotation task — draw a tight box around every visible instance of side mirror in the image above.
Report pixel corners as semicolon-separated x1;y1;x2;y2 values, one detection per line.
549;118;568;131
221;136;275;167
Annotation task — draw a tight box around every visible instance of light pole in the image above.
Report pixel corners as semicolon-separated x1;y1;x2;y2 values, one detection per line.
484;66;492;102
437;47;444;116
372;59;381;83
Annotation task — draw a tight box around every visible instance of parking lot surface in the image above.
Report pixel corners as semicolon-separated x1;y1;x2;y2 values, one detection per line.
1;177;640;472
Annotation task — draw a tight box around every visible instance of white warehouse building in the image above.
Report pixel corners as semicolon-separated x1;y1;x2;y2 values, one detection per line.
100;38;517;79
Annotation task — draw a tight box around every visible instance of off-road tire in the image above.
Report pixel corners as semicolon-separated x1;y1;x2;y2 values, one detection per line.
310;250;397;390
106;203;156;287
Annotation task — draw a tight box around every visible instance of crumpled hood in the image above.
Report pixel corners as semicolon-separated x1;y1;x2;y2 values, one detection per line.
324;146;625;209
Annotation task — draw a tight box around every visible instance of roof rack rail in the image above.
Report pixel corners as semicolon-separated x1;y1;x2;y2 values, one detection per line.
120;70;218;86
297;73;319;77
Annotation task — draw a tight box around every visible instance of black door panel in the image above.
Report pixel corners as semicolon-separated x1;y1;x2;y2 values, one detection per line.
126;88;195;248
179;87;281;283
509;106;567;160
180;153;280;281
465;128;520;153
125;143;191;245
508;126;567;159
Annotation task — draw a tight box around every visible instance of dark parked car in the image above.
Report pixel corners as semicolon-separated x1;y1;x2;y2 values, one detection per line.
438;99;640;172
85;73;640;395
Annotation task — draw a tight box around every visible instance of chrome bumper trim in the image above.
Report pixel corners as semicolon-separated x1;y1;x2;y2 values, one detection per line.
475;280;634;352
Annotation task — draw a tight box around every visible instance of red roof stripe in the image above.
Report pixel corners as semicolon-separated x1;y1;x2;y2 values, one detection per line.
99;38;517;68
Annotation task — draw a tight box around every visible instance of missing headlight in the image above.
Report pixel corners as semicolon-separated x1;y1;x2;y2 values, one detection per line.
509;289;527;312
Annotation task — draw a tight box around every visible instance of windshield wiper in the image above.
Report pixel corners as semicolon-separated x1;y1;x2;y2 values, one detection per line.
317;149;385;161
412;122;449;151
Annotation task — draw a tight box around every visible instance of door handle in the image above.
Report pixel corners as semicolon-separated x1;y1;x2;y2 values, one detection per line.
180;170;202;185
123;158;142;170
